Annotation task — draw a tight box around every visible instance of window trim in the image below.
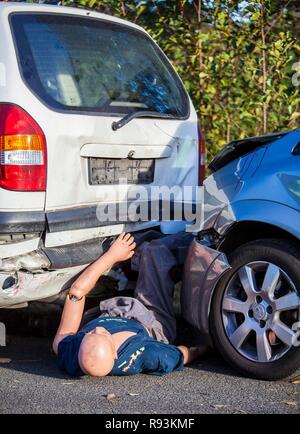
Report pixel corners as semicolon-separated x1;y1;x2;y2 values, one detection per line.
9;11;190;120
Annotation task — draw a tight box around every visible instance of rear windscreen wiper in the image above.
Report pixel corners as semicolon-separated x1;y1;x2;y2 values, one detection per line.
112;111;175;131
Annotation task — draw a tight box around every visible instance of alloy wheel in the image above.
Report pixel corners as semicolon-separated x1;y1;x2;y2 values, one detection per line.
222;261;300;363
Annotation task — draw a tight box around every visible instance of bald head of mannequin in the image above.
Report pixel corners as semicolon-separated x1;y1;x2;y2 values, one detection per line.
78;327;117;377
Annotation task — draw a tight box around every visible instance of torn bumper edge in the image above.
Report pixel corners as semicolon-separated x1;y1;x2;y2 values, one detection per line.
181;238;231;344
0;264;86;308
0;250;50;273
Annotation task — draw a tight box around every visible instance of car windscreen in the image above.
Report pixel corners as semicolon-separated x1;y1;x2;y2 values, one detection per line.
10;13;189;117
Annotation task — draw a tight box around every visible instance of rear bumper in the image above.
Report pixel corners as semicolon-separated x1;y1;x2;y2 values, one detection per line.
0;228;186;308
181;238;231;344
0;200;196;263
0;203;197;307
0;211;45;233
0;238;101;307
0;234;121;307
0;200;197;234
0;236;110;271
0;225;185;272
0;265;86;308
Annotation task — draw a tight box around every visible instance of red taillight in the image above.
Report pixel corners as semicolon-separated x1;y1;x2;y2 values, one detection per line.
198;123;206;185
0;104;47;191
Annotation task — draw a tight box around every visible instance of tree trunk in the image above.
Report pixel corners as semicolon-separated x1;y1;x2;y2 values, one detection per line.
261;1;268;134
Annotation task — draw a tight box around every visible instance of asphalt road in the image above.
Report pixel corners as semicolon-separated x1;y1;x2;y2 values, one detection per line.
0;333;299;414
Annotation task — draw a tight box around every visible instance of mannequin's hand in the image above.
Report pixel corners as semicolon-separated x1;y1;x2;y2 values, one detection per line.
68;233;136;300
106;233;136;263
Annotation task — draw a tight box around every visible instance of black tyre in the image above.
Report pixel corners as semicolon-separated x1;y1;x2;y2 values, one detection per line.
210;239;300;380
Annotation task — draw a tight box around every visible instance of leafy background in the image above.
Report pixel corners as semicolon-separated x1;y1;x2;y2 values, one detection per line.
9;0;300;163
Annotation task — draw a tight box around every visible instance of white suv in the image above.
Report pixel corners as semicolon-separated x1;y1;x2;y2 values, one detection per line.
0;2;204;308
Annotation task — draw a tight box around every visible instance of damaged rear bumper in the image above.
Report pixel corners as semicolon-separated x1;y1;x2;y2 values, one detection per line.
181;238;230;344
0;265;86;308
0;228;162;307
0;236;111;308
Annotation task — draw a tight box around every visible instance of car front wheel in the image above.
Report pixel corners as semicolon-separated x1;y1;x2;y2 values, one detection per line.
210;239;300;380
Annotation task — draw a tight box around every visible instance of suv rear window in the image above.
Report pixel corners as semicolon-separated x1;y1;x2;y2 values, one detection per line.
10;13;188;117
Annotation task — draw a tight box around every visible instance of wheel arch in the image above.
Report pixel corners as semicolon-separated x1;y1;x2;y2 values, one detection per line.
218;221;300;255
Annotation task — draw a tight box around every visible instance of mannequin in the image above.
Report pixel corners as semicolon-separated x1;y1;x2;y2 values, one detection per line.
53;233;207;377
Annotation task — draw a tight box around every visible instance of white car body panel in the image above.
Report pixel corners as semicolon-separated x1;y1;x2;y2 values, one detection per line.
0;3;199;306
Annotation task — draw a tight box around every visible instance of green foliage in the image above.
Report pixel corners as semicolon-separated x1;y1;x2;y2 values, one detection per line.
37;1;300;161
